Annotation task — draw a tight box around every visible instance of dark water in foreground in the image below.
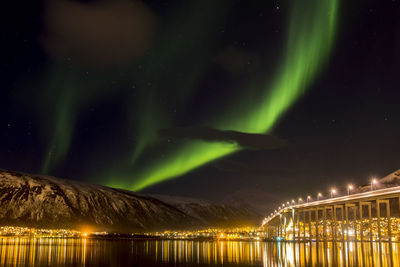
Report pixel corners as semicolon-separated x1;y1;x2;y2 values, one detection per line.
0;237;399;266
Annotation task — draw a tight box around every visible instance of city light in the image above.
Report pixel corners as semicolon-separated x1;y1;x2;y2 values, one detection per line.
330;188;336;198
298;198;303;203
0;226;84;237
307;196;311;203
371;178;378;191
347;184;353;195
317;193;322;200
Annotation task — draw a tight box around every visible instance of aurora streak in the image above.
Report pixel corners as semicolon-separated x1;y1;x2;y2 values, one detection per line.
125;0;339;191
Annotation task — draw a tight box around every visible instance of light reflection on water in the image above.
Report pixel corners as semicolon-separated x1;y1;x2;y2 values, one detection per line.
0;237;399;266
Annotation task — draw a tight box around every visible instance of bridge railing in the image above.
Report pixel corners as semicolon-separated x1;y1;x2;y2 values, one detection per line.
262;185;400;242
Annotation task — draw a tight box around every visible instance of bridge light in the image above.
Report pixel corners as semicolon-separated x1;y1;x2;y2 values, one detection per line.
330;188;336;198
298;197;303;202
347;184;353;195
287;201;290;206
291;199;295;204
371;178;378;191
307;196;311;203
317;193;322;200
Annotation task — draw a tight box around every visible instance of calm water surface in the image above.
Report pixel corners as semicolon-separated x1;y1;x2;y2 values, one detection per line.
0;237;399;266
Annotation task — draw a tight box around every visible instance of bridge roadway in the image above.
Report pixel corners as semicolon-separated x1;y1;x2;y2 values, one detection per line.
262;185;400;242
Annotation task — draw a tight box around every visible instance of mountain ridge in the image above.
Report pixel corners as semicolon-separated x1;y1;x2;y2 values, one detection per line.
0;169;261;232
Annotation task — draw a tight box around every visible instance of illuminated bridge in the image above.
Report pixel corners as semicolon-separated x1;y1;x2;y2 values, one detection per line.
262;183;400;242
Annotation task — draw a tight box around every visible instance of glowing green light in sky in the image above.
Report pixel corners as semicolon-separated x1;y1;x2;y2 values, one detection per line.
40;69;77;174
38;0;339;190
125;0;339;191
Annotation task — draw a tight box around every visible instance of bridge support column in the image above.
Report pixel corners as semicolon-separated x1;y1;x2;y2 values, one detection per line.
325;206;334;241
387;200;394;267
323;208;327;241
308;210;312;241
385;200;392;241
376;200;381;242
316;208;319;242
345;204;356;241
360;201;372;241
302;210;306;241
376;199;391;241
292;209;295;241
359;202;362;242
353;204;358;241
333;206;337;242
337;205;345;241
296;210;300;241
345;205;349;241
368;203;372;242
283;213;287;240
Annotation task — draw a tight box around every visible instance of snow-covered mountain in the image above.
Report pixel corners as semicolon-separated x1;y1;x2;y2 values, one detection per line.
378;169;400;185
0;170;261;232
151;194;261;227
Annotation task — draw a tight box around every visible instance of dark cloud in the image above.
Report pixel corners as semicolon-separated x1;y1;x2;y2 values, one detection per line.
212;158;296;177
159;126;286;150
217;46;260;74
40;0;157;68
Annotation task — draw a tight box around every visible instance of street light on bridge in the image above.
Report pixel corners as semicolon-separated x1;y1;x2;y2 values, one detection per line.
330;188;336;198
307;196;311;203
317;193;322;200
298;197;303;203
371;178;378;191
291;199;295;205
347;184;353;195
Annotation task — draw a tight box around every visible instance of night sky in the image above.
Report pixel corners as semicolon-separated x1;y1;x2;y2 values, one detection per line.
1;0;400;210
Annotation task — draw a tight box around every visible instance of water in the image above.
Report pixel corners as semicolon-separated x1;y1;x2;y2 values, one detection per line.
0;237;399;266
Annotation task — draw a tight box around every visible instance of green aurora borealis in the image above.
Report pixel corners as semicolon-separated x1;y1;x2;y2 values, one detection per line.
118;0;339;191
40;0;339;191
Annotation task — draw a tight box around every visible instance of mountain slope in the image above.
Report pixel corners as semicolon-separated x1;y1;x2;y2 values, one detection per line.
348;169;400;194
379;169;400;185
0;169;196;232
0;169;261;232
151;194;262;226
